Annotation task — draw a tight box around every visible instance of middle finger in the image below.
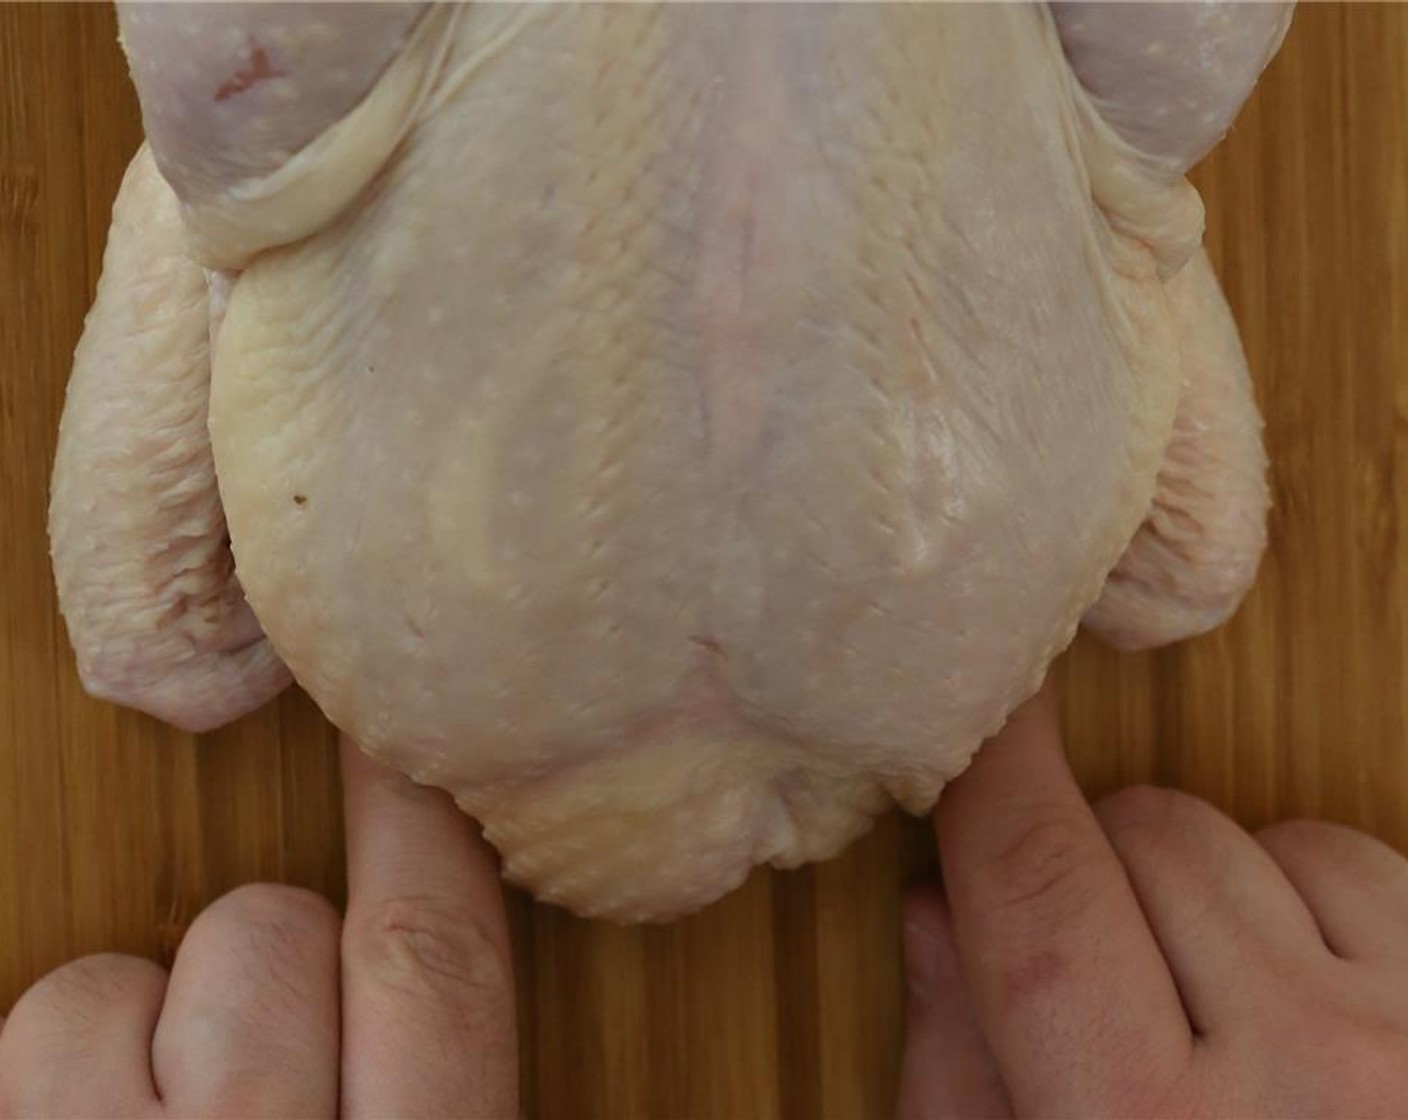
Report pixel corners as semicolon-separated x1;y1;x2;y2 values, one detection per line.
151;883;341;1117
1095;786;1328;1035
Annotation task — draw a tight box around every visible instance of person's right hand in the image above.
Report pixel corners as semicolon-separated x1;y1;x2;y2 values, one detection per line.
898;684;1408;1118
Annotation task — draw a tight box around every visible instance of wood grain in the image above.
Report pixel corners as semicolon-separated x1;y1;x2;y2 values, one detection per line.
2;6;1405;1116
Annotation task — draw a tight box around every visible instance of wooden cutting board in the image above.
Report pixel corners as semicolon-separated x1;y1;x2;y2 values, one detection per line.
2;6;1405;1116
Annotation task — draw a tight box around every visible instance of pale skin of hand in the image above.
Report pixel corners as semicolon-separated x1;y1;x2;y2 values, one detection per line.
898;683;1408;1118
4;696;1408;1119
0;737;518;1118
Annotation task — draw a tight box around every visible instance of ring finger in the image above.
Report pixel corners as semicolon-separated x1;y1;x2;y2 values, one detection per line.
1094;787;1329;1035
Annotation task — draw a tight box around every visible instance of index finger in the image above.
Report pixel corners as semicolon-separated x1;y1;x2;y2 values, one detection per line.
339;735;518;1119
934;682;1191;1114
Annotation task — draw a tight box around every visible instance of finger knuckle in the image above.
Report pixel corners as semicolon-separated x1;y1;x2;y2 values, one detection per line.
1095;783;1180;831
1095;782;1176;819
984;812;1107;924
183;884;339;1012
1257;817;1347;860
1096;784;1205;854
206;882;340;941
1261;820;1408;903
1258;814;1322;840
17;953;161;1024
347;894;512;1006
0;953;164;1107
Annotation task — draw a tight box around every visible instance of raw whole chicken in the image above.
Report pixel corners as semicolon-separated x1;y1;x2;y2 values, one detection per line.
49;3;1291;921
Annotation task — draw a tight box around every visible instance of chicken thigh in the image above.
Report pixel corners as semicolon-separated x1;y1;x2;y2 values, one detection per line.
51;3;1290;920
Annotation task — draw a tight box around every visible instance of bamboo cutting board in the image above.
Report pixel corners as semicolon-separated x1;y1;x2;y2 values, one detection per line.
2;6;1406;1116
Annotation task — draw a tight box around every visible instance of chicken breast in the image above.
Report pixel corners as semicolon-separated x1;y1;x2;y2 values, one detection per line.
51;3;1289;920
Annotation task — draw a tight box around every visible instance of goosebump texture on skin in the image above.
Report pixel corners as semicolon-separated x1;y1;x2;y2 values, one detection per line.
50;3;1290;921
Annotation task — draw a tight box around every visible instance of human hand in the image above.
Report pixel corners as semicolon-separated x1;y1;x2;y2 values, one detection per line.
0;736;517;1118
898;684;1408;1118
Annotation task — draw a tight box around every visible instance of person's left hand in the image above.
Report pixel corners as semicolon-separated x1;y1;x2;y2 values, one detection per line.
0;736;518;1118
